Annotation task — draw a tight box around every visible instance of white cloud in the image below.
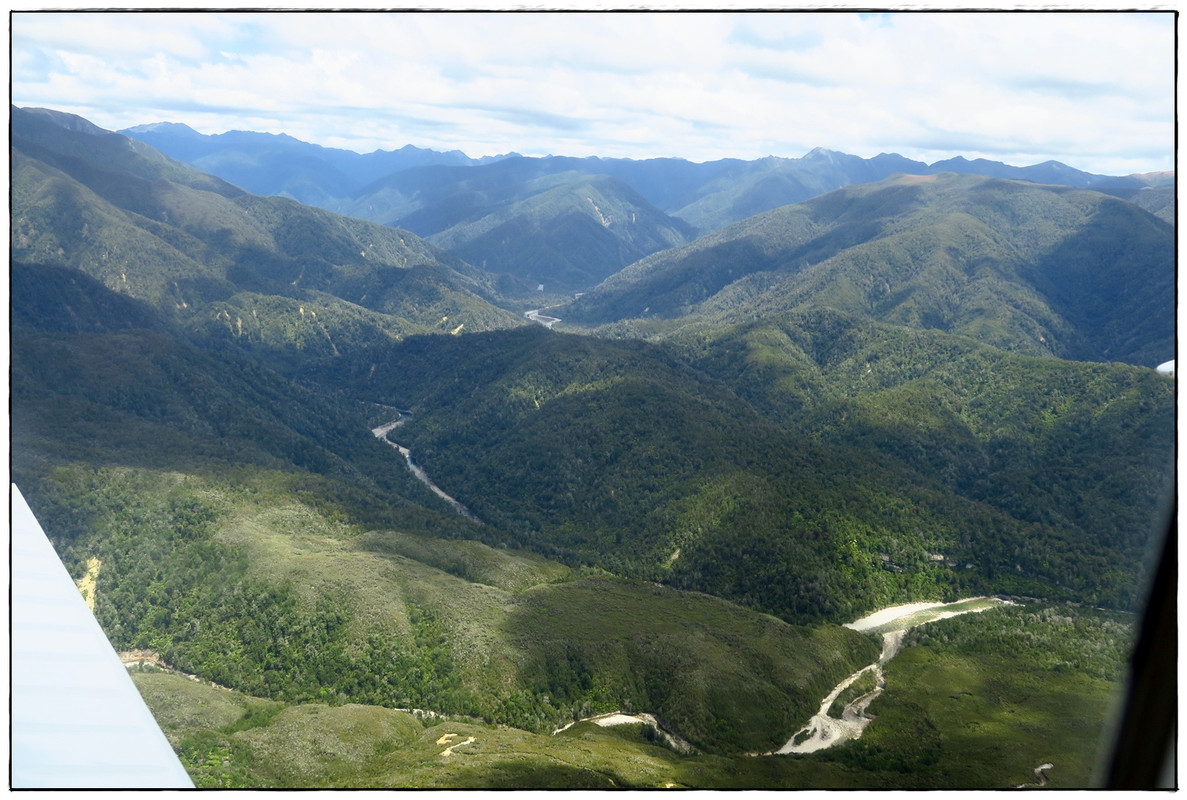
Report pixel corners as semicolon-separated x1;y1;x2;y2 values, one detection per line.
10;10;1175;175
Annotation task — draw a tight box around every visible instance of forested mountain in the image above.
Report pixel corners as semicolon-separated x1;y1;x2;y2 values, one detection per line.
330;159;698;293
11;248;879;762
11;106;1175;789
12;106;526;369
309;322;1173;621
122;119;1168;230
418;173;696;291
1091;170;1175;222
567;173;1174;367
120;117;1172;293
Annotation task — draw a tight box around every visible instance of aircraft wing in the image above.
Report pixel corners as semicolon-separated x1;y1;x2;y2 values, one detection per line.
11;483;195;788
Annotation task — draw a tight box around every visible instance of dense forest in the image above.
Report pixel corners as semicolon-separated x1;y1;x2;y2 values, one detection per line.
10;106;1175;788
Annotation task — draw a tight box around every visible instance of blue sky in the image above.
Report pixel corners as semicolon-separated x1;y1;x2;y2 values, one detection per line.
10;9;1176;175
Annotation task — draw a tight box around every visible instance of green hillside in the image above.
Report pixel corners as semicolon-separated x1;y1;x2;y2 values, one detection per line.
425;173;696;291
10;229;876;761
331;160;697;294
131;598;1132;788
11;106;526;369
567;173;1173;367
21;460;877;757
10;108;1171;788
311;323;1173;620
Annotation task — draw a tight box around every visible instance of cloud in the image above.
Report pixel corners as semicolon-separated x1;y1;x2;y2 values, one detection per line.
9;10;1175;174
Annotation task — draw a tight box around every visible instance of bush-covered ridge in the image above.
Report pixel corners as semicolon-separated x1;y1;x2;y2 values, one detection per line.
130;599;1133;788
11;105;527;370
567;174;1173;368
28;464;877;757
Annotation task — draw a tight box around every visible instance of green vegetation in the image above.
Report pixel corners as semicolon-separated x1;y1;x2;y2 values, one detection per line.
128;602;1130;788
506;577;878;753
11;109;1172;788
423;172;697;292
12;105;526;373
567;173;1173;368
28;463;875;757
821;603;1134;787
308;323;1171;622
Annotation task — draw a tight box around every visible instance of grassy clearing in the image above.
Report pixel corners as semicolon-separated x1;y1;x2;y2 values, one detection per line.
212;491;530;702
860;646;1120;787
131;670;253;745
76;466;875;756
132;671;856;788
504;577;880;753
358;529;572;594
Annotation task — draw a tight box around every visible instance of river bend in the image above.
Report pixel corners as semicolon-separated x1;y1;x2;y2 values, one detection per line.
372;420;481;523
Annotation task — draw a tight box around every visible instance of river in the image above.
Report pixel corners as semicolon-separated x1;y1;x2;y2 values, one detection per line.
525;307;562;328
552;597;1006;759
767;597;1006;756
367;421;1016;765
372;420;481;523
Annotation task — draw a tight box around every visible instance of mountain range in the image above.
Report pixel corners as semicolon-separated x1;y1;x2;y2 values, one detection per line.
120;118;1174;295
11;105;1175;789
121;118;1173;226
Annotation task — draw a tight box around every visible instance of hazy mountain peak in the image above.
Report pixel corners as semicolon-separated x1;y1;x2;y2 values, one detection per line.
803;146;840;161
122;121;202;136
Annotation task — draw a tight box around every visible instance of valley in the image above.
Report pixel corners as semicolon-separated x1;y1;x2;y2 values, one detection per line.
9;105;1174;788
372;419;480;522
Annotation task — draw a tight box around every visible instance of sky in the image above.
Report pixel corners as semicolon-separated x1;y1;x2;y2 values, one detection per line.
10;9;1177;176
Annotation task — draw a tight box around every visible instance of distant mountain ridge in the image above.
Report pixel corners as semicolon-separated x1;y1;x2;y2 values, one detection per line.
118;117;1172;230
120;119;514;207
115;117;1172;292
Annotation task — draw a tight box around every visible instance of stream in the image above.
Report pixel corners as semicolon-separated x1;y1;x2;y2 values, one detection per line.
767;597;1006;756
552;598;1006;760
372;419;481;523
525;307;562;328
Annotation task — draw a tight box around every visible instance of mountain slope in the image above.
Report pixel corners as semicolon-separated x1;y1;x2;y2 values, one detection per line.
566;173;1174;367
424;173;696;290
12;107;1173;788
11;260;880;758
308;323;1174;621
334;158;697;293
12;106;526;366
